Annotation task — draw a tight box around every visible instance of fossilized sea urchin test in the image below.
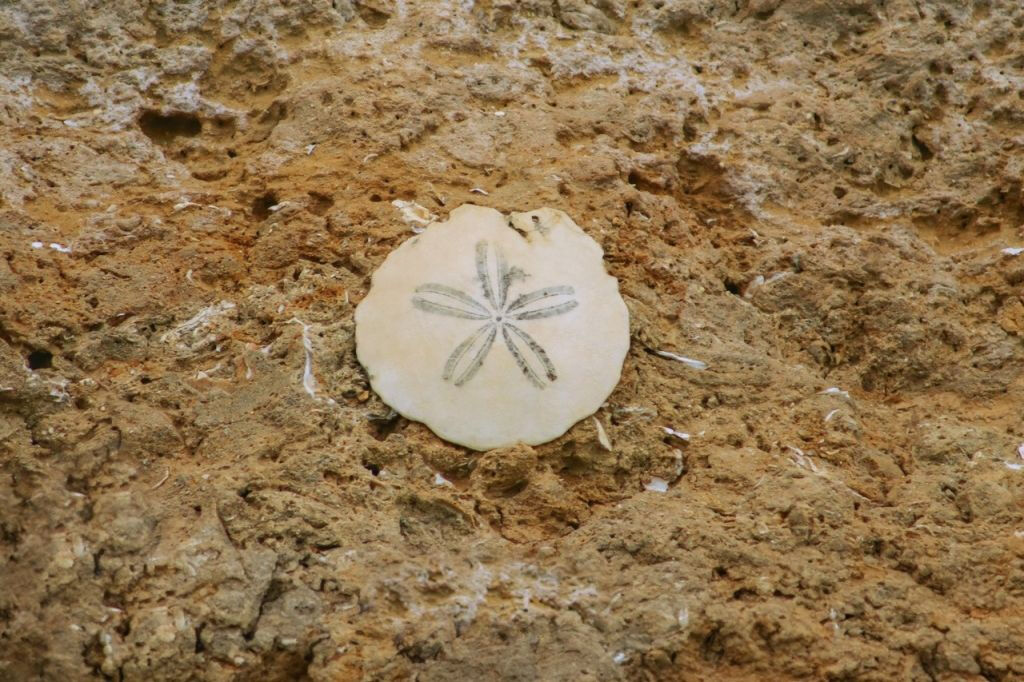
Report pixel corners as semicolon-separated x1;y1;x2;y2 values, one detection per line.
355;204;629;451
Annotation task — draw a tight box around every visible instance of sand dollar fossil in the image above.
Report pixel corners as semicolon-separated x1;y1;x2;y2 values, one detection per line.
355;204;629;450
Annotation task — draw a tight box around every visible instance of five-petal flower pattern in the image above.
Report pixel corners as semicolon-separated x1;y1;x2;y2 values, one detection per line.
412;241;578;388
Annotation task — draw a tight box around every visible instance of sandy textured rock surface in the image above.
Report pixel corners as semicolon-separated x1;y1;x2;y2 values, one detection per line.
356;204;629;450
2;1;1024;680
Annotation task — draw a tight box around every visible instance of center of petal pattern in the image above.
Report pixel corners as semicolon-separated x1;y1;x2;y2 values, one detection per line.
411;240;579;388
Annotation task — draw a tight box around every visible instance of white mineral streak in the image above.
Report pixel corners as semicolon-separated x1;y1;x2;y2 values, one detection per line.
355;204;630;450
786;445;819;472
160;301;235;346
653;350;708;370
662;427;690;441
30;242;73;253
391;199;436;233
288;318;321;400
644;477;669;493
593;417;612;451
744;274;765;297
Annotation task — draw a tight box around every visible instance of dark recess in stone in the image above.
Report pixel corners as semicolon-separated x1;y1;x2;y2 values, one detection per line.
138;110;202;145
27;349;53;370
252;192;279;220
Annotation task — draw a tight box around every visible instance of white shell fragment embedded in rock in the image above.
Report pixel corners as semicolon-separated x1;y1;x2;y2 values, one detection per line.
355;204;630;450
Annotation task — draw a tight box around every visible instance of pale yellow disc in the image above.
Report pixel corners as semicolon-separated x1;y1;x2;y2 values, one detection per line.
355;204;629;451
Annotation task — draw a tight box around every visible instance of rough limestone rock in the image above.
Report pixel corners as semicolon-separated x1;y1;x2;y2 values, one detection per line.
3;0;1024;680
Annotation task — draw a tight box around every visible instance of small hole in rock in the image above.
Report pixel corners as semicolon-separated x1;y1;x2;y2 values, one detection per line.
252;192;278;220
212;117;234;132
369;193;382;202
138;110;201;145
356;3;390;27
27;349;52;370
367;410;402;441
307;191;335;216
911;134;934;161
